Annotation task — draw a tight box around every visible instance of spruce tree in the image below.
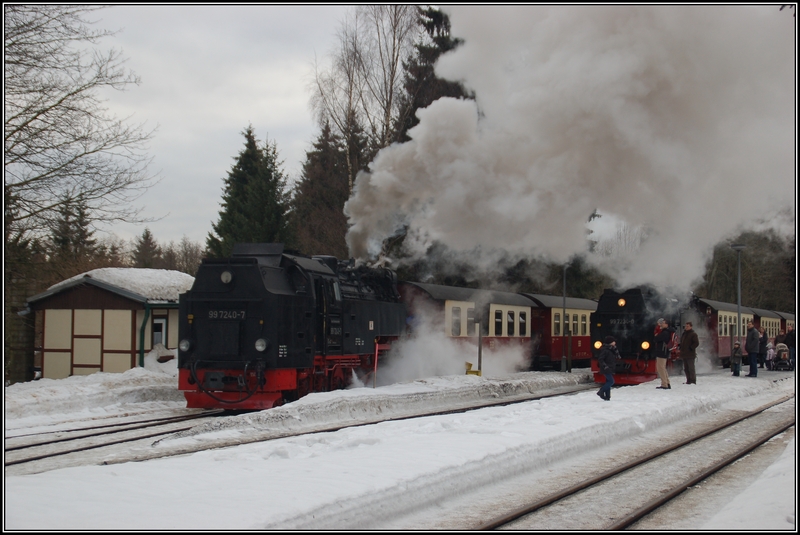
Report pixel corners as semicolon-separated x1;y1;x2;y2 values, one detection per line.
48;197;99;279
291;121;351;258
207;126;294;258
132;227;162;268
395;7;473;143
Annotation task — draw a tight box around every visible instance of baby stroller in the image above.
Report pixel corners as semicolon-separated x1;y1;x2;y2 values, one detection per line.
773;343;792;371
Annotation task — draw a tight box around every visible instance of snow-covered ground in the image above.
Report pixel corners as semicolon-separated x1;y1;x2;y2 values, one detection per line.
3;352;795;531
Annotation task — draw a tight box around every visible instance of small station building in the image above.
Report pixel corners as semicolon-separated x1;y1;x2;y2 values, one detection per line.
26;268;194;380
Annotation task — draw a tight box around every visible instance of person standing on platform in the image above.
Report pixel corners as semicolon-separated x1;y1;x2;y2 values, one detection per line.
596;336;619;401
679;321;700;384
730;341;743;376
758;326;768;368
745;321;760;377
654;318;674;389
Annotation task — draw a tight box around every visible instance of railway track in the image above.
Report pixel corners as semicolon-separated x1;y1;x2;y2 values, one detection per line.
476;394;795;530
5;383;596;475
4;410;224;473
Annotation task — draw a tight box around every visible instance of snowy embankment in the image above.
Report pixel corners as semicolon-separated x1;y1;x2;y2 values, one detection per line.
160;369;595;448
4;349;185;432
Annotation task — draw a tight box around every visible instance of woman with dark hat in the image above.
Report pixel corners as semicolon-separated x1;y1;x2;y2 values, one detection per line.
597;335;619;401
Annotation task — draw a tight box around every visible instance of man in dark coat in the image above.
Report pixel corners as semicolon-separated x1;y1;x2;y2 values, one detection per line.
679;321;700;384
596;336;619;401
745;321;760;377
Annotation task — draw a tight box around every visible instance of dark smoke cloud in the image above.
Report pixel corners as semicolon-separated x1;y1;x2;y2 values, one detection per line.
345;6;795;291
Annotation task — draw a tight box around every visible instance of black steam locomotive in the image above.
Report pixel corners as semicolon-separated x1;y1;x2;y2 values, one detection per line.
589;287;683;385
177;243;407;409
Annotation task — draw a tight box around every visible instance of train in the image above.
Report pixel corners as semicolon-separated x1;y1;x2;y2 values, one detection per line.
177;244;794;409
177;244;597;410
589;287;795;385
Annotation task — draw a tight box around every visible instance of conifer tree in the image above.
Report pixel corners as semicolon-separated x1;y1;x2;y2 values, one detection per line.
47;197;100;279
395;7;473;143
291;122;351;258
207;126;294;258
132;227;162;268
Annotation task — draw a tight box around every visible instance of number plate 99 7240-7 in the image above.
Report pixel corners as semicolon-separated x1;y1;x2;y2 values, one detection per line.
208;310;246;320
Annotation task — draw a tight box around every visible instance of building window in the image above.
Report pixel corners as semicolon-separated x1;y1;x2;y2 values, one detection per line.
152;317;167;347
452;307;462;337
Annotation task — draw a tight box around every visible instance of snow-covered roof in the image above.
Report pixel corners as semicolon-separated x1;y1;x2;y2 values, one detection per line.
28;268;195;305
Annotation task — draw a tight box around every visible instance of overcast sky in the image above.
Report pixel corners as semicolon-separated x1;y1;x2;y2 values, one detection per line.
95;4;351;245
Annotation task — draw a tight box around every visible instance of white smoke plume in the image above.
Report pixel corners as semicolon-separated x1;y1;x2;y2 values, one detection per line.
375;299;529;386
345;5;795;291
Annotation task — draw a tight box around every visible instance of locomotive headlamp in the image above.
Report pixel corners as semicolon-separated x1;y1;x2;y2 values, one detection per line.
594;340;602;350
221;270;233;284
255;338;268;352
179;339;192;352
617;298;626;307
641;341;650;350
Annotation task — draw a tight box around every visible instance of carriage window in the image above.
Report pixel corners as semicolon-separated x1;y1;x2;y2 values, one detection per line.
507;311;515;337
554;313;561;336
573;315;578;336
723;318;728;336
495;310;503;336
581;314;587;335
519;312;527;337
467;307;475;336
719;319;723;336
452;307;462;337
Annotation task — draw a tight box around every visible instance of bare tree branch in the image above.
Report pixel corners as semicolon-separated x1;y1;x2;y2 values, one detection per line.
4;5;158;241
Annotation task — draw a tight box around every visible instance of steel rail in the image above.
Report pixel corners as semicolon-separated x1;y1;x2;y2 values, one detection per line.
477;394;794;530
5;410;224;451
607;418;795;530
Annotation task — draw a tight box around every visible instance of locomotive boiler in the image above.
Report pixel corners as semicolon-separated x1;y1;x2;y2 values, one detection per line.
177;243;407;410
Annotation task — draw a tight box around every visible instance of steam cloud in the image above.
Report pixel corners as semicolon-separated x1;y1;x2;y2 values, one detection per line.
345;5;795;291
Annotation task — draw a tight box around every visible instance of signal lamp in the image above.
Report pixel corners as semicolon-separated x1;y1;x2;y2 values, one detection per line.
641;341;650;350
